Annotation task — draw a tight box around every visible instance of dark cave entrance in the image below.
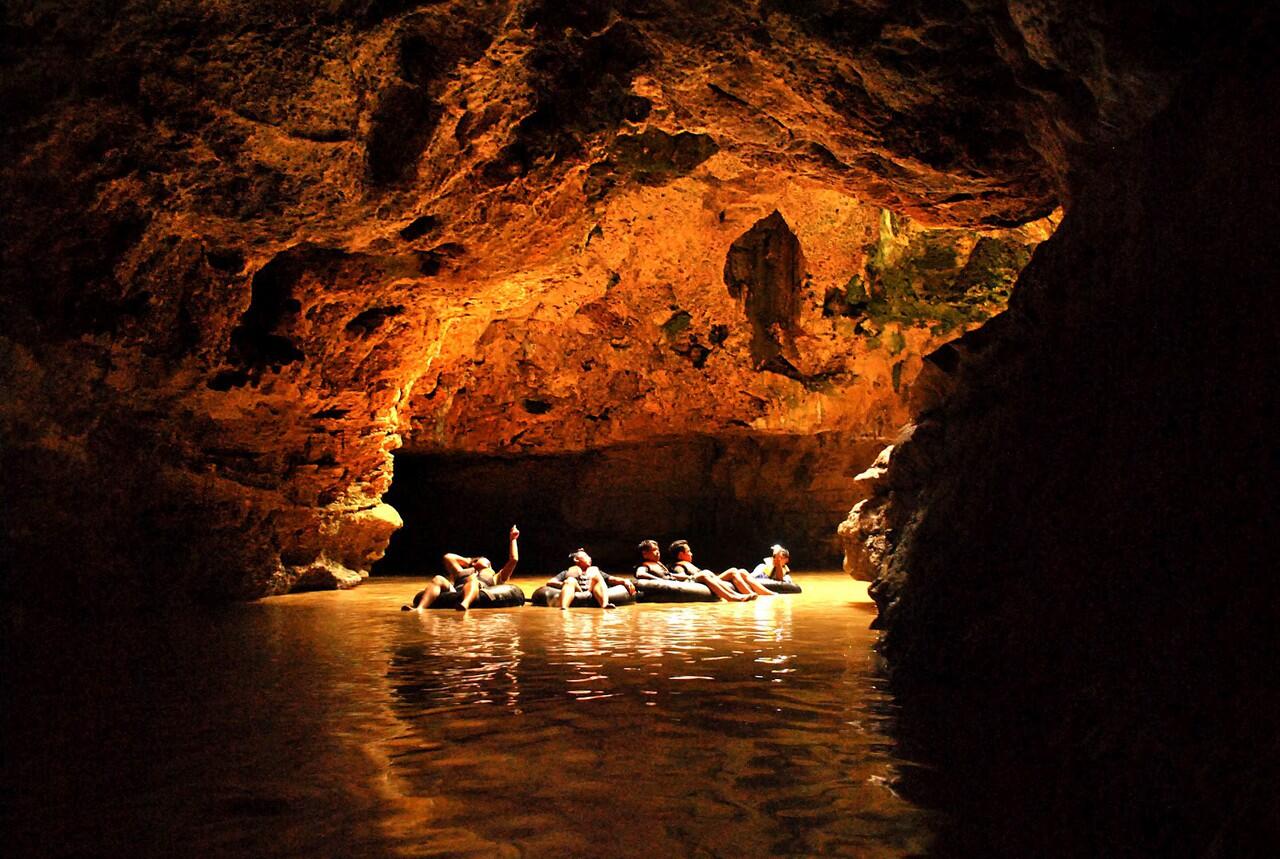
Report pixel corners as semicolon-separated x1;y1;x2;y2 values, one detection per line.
375;433;881;577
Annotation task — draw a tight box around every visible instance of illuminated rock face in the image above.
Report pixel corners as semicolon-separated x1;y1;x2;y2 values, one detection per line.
0;0;1249;604
407;199;1047;456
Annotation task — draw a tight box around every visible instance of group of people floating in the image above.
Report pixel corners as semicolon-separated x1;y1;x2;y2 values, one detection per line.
402;525;795;611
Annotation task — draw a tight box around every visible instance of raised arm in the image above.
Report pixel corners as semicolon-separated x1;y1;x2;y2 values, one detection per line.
442;553;473;577
496;525;520;583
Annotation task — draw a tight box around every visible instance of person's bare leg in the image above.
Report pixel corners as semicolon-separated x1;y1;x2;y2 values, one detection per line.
717;569;761;595
403;582;436;610
411;575;452;611
697;572;752;601
592;575;613;608
457;575;481;611
738;571;772;595
725;569;772;596
559;579;578;609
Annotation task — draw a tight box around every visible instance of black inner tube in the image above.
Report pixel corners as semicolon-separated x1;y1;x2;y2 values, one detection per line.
529;584;636;607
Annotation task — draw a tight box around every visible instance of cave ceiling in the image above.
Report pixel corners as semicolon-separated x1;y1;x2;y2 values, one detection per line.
0;0;1245;595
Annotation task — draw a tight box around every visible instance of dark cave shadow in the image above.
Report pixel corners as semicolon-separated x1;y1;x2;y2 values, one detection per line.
375;437;858;577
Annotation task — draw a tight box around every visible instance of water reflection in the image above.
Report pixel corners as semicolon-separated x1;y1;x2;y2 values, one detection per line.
378;575;934;857
390;612;525;715
4;574;935;858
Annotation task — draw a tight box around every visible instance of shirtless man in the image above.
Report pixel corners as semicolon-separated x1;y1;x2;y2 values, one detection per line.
669;540;773;597
546;549;635;609
635;539;754;602
403;525;519;612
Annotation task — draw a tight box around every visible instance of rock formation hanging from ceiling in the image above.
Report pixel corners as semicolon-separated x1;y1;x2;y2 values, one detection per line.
0;0;1255;606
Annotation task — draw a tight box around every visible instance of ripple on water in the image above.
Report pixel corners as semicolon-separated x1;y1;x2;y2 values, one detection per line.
6;574;935;857
372;575;935;857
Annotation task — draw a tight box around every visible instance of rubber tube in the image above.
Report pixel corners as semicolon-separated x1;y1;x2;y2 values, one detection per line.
529;584;635;607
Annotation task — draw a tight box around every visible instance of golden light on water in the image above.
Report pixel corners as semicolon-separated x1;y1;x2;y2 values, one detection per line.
251;573;929;857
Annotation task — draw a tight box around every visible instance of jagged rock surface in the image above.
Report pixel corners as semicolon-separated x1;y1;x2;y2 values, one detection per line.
836;440;894;581
0;0;1094;602
863;14;1280;853
1;1;1274;852
0;0;1254;604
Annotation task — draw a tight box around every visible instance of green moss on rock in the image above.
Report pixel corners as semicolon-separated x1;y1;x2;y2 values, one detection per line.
845;212;1033;338
661;309;692;339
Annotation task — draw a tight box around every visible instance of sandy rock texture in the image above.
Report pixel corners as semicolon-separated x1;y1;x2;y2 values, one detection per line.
835;441;894;581
0;0;1252;605
2;0;1275;851
1;0;1078;602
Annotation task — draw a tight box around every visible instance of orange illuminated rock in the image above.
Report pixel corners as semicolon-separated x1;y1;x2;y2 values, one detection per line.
0;0;1221;601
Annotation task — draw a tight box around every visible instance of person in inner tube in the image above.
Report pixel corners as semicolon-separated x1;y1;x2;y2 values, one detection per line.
546;549;635;609
749;544;794;584
633;539;672;579
403;525;519;612
635;539;755;602
668;539;774;597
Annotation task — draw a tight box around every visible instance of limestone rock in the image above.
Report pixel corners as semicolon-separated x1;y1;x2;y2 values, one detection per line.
838;441;896;580
0;0;1247;603
288;557;366;592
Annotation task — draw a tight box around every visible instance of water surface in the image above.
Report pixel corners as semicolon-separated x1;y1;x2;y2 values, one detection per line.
5;573;937;857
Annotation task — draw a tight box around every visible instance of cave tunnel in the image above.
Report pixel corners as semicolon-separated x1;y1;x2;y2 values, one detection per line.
377;433;873;577
4;1;1279;857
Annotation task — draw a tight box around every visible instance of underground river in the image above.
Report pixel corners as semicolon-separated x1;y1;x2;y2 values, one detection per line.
5;573;939;857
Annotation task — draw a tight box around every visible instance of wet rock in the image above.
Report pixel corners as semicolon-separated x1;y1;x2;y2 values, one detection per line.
288;558;365;592
838;443;894;581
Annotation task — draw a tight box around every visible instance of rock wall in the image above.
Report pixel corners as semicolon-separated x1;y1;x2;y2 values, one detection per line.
0;1;1254;605
1;0;1074;603
406;197;1049;455
859;13;1280;854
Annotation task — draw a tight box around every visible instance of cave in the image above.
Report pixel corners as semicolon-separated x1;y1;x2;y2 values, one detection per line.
3;1;1277;856
378;432;874;576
